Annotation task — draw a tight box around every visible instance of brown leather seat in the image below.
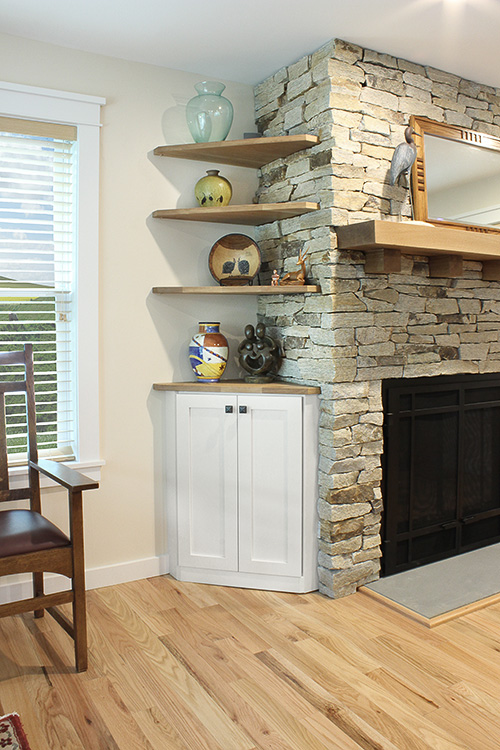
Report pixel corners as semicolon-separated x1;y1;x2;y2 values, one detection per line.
0;509;70;557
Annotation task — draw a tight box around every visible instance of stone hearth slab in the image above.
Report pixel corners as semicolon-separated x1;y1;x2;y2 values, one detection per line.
363;543;500;619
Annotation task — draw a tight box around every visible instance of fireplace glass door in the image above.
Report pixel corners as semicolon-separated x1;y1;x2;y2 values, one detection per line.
382;374;500;575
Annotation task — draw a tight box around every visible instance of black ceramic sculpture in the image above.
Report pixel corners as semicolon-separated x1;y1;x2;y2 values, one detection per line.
238;323;282;383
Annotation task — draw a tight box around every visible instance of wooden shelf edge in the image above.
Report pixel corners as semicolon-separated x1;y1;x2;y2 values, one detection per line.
336;219;500;263
153;380;321;395
153;134;319;168
152;202;319;226
152;285;321;295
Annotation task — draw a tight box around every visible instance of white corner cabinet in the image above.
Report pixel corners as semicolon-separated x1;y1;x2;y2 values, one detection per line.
156;383;320;592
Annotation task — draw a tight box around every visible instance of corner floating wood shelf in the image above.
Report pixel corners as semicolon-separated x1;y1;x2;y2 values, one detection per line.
151;135;321;312
153;134;319;168
336;220;500;279
152;285;320;295
153;380;321;394
152;202;318;226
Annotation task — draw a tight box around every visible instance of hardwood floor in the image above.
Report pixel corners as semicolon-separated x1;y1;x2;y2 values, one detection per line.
1;576;499;749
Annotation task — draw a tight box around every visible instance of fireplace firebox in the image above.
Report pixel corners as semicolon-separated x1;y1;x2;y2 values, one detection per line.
382;373;500;576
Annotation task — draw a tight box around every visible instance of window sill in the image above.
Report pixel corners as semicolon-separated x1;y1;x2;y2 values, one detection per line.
8;459;104;490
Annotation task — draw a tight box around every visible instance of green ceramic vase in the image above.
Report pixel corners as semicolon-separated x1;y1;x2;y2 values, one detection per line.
194;170;232;208
186;81;233;143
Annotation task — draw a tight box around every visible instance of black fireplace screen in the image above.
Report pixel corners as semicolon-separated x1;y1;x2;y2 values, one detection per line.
382;374;500;575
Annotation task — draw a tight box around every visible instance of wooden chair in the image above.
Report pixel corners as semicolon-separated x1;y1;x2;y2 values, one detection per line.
0;344;98;672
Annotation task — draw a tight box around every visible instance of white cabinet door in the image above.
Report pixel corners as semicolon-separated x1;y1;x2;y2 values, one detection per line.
176;393;238;571
237;395;303;576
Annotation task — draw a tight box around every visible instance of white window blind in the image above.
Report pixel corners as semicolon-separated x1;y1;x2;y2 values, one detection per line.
0;116;77;462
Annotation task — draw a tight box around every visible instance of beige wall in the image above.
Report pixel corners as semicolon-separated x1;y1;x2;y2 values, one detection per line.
0;32;258;580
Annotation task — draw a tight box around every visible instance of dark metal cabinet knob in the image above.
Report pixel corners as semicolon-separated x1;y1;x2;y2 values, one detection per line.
239;405;247;414
225;405;233;413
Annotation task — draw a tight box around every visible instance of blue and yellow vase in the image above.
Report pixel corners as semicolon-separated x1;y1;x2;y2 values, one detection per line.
188;322;228;382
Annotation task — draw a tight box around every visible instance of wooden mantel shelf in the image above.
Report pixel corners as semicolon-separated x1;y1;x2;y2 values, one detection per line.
153;134;319;169
336;220;500;279
153;380;321;394
152;285;320;295
152;202;318;226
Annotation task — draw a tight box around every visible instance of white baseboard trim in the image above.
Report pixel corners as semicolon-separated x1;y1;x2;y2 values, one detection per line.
86;555;169;589
0;554;169;605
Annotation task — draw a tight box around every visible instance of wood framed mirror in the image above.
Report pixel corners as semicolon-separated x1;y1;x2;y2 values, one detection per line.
410;116;500;234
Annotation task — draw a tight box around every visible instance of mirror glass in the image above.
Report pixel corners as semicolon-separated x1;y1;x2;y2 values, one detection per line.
410;116;500;233
425;134;500;227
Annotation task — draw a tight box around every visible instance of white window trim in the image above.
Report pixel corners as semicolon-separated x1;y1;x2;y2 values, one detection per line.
0;81;105;480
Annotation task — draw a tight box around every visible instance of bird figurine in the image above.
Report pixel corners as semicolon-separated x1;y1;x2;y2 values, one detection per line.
389;126;417;186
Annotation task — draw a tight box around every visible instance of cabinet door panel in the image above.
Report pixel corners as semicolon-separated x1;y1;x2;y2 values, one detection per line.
238;395;303;576
176;394;238;570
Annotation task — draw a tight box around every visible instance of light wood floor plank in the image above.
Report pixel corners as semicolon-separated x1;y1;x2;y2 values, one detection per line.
85;677;156;749
1;576;500;749
160;631;301;750
232;676;365;750
292;639;469;750
256;648;413;750
133;705;212;750
124;647;249;750
249;613;466;750
366;667;440;715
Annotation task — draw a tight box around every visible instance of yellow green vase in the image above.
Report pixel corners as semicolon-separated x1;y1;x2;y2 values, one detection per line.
194;170;232;208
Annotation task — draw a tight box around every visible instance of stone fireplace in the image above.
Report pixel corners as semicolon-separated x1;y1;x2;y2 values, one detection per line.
253;38;500;598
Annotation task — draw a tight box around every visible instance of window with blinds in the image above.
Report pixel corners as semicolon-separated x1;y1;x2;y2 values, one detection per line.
0;116;77;462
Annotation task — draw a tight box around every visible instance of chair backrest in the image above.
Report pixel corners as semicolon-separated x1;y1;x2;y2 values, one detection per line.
0;344;40;511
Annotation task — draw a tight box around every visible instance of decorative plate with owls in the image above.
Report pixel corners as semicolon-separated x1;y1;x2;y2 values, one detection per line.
208;234;261;286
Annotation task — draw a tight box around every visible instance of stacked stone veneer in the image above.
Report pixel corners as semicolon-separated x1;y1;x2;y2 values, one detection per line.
253;38;500;598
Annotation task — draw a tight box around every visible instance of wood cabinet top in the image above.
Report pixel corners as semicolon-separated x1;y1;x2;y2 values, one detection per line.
153;134;319;168
153;380;321;394
336;219;500;262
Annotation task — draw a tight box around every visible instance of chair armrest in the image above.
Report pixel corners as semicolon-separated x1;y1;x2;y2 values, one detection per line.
29;459;99;492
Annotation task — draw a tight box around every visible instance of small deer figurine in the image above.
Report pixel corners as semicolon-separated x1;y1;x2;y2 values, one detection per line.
279;249;308;286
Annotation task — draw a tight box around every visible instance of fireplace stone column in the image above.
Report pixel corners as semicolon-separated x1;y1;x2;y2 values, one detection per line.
253;38;500;598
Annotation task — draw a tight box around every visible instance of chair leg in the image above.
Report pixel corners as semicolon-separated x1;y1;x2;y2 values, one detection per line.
70;490;88;672
33;572;45;618
73;584;88;672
